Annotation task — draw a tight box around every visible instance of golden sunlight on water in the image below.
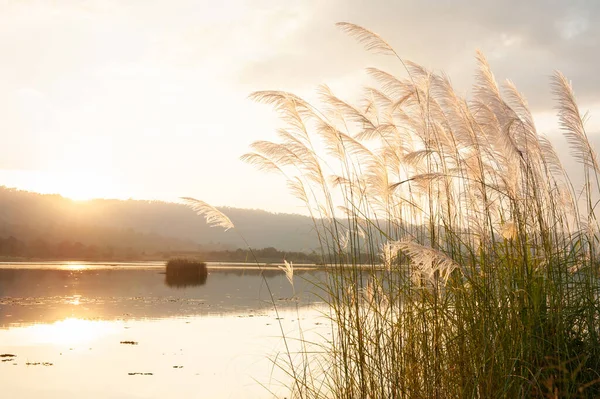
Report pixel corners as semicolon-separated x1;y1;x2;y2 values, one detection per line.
67;295;81;306
9;318;120;346
0;265;330;398
64;262;89;271
0;310;329;398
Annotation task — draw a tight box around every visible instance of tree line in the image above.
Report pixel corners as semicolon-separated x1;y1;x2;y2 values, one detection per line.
167;246;323;264
0;236;147;260
0;236;324;264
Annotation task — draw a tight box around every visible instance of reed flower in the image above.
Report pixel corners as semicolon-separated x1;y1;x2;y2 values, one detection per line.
181;197;234;231
242;20;600;398
279;259;294;288
397;240;460;285
380;240;402;271
501;221;517;240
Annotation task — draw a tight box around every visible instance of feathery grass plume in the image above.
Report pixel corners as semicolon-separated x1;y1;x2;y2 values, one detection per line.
276;129;313;159
239;152;285;175
501;220;517;240
364;279;375;304
353;122;398;141
287;177;309;205
315;117;373;162
246;21;600;398
380;240;403;271
338;228;350;251
249;140;304;167
397;240;460;284
366;67;414;100
318;84;377;131
503;80;537;140
279;259;294;288
335;22;396;56
249;90;314;124
552;71;600;173
363;87;393;110
538;135;570;180
181;197;234;231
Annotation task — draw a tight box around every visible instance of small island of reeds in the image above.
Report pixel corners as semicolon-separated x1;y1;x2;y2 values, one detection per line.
164;258;208;288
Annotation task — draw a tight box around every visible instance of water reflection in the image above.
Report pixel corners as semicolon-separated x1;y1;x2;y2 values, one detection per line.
0;264;331;398
164;263;208;288
0;309;329;399
64;262;88;271
164;271;208;288
17;317;120;345
0;265;326;327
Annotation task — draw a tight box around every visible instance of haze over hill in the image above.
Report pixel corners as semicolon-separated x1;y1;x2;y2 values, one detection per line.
0;187;319;255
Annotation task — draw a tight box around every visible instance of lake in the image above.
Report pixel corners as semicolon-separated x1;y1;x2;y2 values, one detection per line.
0;262;330;398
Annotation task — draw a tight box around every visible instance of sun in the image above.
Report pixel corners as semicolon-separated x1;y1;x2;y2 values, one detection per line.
50;171;122;201
11;170;128;201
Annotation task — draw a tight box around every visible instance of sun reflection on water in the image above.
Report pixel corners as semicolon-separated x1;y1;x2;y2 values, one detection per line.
20;318;121;346
67;295;81;305
64;262;87;271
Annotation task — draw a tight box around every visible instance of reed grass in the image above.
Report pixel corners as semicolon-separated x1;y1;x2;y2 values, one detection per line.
242;22;600;398
165;258;208;273
165;258;208;287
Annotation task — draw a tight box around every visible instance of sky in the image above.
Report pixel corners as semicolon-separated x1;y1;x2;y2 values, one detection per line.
1;0;599;214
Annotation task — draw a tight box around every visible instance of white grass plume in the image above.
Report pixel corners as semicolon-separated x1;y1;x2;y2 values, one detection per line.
338;228;350;251
381;240;404;271
366;67;413;99
539;135;569;180
398;240;460;285
239;153;285;175
181;197;234;231
501;221;517;240
279;259;294;288
287;177;309;205
552;71;600;172
336;22;396;56
244;21;600;396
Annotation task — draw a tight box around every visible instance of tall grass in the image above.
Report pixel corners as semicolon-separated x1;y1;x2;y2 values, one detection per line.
242;22;600;398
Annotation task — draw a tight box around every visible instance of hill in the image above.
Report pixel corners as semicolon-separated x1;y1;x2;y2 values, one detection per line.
0;187;320;259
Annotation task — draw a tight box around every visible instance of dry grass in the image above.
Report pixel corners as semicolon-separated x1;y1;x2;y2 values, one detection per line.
242;22;600;398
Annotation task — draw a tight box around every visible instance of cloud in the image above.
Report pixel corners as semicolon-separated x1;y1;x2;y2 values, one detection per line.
0;0;599;212
237;0;600;111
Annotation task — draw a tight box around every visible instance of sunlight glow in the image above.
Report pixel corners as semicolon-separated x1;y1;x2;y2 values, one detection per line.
0;170;130;202
38;171;124;201
22;318;121;346
67;295;81;306
64;262;88;271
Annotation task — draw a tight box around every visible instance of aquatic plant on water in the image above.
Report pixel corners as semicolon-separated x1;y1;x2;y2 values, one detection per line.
165;258;208;287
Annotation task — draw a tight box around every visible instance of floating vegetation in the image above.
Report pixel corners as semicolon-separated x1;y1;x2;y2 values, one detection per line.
277;296;298;302
164;258;208;288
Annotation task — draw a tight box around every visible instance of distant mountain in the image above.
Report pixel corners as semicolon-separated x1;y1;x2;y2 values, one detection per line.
0;186;319;253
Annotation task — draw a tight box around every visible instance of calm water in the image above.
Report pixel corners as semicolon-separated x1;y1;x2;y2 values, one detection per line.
0;262;330;398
